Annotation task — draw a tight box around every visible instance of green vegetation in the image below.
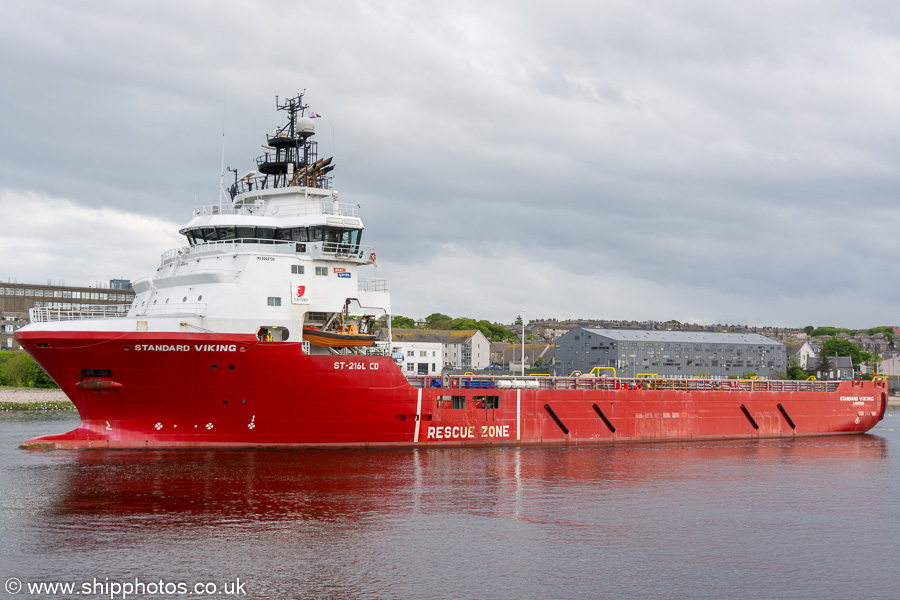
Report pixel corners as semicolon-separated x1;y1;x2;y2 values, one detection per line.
0;400;74;411
806;325;893;345
391;315;416;329
0;351;58;389
391;313;518;342
816;352;833;376
786;357;806;380
820;338;875;370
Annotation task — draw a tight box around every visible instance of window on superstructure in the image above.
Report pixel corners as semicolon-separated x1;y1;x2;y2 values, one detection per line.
235;226;255;240
267;297;282;306
217;227;236;241
340;229;361;247
291;265;304;274
315;266;328;276
324;228;340;243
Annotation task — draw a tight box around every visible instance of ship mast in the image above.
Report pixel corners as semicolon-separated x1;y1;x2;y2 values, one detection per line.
254;92;334;191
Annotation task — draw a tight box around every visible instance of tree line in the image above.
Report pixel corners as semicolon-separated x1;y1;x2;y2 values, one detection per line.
391;313;519;342
804;325;894;345
0;351;58;388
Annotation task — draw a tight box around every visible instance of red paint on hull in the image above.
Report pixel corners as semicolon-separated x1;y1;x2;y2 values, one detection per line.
15;330;888;449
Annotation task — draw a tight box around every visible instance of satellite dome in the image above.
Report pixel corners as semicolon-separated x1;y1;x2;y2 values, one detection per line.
296;117;316;136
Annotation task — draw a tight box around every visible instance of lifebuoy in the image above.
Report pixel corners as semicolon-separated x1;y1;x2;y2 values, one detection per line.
370;252;377;262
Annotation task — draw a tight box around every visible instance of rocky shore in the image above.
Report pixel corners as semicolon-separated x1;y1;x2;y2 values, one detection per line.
0;388;70;404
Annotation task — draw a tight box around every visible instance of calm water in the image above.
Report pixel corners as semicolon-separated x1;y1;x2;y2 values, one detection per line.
1;410;899;600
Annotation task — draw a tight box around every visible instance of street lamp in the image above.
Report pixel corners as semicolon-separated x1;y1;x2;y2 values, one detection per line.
521;310;525;377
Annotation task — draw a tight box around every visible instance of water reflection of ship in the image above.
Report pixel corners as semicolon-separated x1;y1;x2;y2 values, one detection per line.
42;434;887;524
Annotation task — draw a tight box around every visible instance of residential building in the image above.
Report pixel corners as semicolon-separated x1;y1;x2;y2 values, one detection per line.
390;340;442;375
794;341;818;369
807;356;853;380
390;329;491;370
502;343;555;371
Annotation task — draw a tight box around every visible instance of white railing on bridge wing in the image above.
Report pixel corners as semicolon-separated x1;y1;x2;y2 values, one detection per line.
191;200;359;219
30;304;131;323
162;240;375;266
359;279;389;292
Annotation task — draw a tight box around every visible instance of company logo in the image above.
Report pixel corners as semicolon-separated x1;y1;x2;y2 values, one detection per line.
292;282;310;304
333;267;346;273
337;272;351;279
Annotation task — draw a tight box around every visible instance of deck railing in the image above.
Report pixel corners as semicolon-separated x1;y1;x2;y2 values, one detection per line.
160;240;375;266
192;198;357;218
404;374;843;393
29;304;131;323
358;279;389;292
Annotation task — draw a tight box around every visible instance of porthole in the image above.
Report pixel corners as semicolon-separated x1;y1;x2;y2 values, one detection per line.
183;296;187;302
198;295;203;301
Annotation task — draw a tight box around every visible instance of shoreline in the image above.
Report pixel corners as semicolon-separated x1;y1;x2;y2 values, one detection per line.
0;388;74;410
0;388;70;404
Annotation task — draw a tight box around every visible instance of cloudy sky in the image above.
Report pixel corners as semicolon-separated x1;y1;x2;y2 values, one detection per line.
2;0;899;328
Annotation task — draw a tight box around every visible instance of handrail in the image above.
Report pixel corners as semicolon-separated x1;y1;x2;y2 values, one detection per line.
30;304;131;323
407;373;845;393
586;366;616;378
161;239;376;266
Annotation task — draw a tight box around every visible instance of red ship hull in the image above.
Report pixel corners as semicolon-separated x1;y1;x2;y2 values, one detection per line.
15;330;888;449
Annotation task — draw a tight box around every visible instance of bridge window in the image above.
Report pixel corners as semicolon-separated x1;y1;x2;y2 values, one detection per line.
184;226;362;247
